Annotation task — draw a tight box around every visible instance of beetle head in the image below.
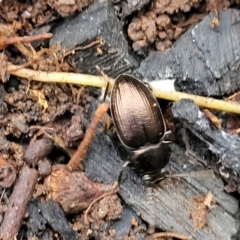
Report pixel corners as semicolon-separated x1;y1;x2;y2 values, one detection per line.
128;139;171;185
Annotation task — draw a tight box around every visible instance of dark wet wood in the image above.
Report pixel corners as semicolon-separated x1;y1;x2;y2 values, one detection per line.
137;9;240;97
172;99;240;186
83;133;239;240
38;199;78;240
50;0;138;78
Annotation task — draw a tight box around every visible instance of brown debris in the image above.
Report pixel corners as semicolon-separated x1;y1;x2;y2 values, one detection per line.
224;181;239;193
227;90;240;102
0;23;53;71
203;109;221;129
29;89;49;113
127;0;202;51
0;114;29;138
0;154;16;188
225;115;240;136
47;0;94;16
210;17;220;28
84;181;120;224
0;166;38;240
128;10;182;51
0;137;25;168
154;0;201;14
23;135;54;165
0;0;53;25
46;114;84;149
0;53;9;83
226;92;240;134
38;159;52;176
45;165;113;213
203;191;214;209
0;22;63;74
127;0;234;51
190;191;214;230
88;194;122;222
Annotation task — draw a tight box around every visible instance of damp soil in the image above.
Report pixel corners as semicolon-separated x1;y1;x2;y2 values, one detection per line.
0;0;240;240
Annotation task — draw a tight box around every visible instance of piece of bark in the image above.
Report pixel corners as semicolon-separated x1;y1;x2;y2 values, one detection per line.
172;99;240;186
0;166;38;240
136;9;240;96
23;137;54;165
0;154;16;188
45;165;113;213
83;132;239;239
27;200;48;236
50;0;138;78
38;199;78;240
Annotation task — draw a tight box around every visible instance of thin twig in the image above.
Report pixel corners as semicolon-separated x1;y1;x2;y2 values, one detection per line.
0;33;52;49
84;181;119;224
61;39;104;62
0;166;38;240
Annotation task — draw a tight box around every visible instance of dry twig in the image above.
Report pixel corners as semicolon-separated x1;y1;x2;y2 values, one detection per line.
0;166;38;240
84;181;119;224
67;103;109;170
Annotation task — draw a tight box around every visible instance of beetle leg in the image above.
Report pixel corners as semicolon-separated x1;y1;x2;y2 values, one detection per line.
117;161;130;184
103;82;110;102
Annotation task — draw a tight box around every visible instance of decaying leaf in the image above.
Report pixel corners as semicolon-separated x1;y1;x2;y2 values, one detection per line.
45;164;113;213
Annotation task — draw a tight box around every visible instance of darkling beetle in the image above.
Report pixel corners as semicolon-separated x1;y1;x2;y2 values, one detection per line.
110;74;172;185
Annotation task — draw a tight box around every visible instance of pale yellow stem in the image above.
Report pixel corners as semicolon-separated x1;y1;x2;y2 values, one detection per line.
7;62;110;88
152;88;240;114
6;62;240;115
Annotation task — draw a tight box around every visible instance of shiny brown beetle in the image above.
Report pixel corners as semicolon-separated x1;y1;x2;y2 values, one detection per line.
110;74;172;185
